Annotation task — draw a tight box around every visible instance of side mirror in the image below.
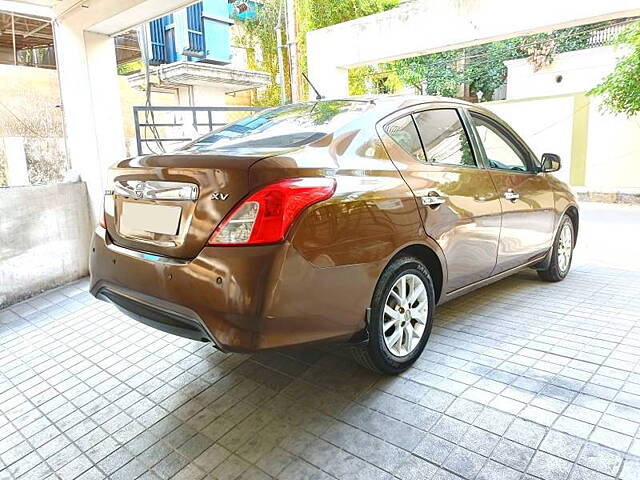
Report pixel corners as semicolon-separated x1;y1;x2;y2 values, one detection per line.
541;153;561;172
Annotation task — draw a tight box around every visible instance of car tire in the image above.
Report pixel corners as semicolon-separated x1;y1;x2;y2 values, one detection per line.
351;256;435;374
538;215;574;282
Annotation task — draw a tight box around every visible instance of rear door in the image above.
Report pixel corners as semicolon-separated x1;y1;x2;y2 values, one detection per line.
379;105;502;292
465;109;555;273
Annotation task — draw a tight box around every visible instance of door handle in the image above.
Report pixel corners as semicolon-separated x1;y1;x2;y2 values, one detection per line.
504;189;520;202
420;194;446;207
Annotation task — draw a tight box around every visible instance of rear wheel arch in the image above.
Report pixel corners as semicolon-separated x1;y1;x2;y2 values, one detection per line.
385;244;444;304
564;205;579;243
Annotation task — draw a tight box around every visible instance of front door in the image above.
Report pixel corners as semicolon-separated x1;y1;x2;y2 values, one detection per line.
467;111;555;273
380;106;502;292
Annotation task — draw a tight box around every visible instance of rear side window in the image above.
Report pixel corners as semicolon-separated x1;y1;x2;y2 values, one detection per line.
413;109;476;167
384;115;426;162
183;100;372;153
385;109;475;167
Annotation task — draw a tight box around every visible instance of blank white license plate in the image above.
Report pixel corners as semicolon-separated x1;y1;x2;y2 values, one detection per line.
120;202;181;235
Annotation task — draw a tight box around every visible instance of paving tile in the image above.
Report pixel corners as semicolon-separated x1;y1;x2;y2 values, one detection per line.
279;458;333;480
3;252;640;480
442;446;486;479
56;454;93;480
473;408;514;436
430;415;469;443
504;418;547;448
620;458;640;480
539;430;584;462
413;433;455;465
395;455;438;480
554;416;594;439
459;426;500;457
476;460;521;480
589;426;632;452
490;438;535;472
527;451;573;480
577;443;624;476
569;465;614;480
322;421;408;472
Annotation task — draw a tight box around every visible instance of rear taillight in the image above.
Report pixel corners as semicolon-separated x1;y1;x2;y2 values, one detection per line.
208;177;335;246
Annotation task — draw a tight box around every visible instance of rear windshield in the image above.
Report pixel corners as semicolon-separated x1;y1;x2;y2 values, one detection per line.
182;100;372;153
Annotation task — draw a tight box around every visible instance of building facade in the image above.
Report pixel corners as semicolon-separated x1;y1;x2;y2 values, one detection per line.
128;0;268;107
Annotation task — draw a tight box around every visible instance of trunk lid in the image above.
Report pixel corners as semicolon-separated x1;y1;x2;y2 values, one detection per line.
105;153;264;259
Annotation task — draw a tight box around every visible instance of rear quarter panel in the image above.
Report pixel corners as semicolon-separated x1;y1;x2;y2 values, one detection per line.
248;113;442;336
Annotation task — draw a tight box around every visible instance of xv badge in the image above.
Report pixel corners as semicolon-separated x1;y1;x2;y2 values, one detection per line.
211;193;230;201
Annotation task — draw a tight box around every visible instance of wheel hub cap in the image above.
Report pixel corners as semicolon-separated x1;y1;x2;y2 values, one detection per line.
557;223;573;273
382;273;428;358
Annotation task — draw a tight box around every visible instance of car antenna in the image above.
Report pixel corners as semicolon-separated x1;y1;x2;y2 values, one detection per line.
302;71;324;100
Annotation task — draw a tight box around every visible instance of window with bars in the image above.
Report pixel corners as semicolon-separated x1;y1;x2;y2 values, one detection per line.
186;2;205;56
149;14;175;64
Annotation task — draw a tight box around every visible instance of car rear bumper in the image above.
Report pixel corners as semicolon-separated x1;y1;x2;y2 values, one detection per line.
92;282;223;347
89;228;371;352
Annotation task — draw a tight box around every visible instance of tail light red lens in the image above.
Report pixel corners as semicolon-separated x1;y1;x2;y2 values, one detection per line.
208;177;336;246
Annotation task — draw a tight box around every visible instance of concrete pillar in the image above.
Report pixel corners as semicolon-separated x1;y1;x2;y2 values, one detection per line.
306;37;349;99
54;19;126;224
3;137;30;186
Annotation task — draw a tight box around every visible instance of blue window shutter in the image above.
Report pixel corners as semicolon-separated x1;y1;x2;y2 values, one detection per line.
149;18;166;63
202;0;231;64
165;14;178;63
186;2;205;56
149;15;176;64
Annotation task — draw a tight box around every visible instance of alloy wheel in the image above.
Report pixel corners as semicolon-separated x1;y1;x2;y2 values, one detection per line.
382;273;428;357
557;222;573;273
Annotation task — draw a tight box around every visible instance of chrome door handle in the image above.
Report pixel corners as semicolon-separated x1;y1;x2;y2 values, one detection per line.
504;189;520;202
421;194;446;207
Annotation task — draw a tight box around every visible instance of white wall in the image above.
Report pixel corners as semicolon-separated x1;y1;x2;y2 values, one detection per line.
485;96;576;185
307;0;640;97
504;46;630;100
484;93;640;190
585;98;640;189
0;182;92;307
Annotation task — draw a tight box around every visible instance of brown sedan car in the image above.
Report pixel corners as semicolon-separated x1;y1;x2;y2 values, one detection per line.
90;96;578;373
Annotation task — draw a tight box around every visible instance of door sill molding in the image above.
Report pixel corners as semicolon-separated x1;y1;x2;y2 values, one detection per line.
440;253;547;304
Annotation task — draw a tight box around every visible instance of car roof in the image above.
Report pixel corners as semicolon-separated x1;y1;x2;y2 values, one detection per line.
323;94;475;110
311;94;494;124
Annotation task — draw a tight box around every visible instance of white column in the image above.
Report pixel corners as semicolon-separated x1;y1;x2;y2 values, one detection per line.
3;137;30;186
54;19;126;224
306;38;349;99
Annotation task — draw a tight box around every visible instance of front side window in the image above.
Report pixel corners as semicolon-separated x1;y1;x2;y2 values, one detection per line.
412;109;476;167
470;113;529;172
384;115;426;163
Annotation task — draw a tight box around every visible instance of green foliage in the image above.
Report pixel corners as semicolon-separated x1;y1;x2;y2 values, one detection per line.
590;21;640;117
463;39;521;98
377;21;615;102
117;59;143;76
395;50;462;97
239;0;399;105
238;1;285;106
300;0;398;30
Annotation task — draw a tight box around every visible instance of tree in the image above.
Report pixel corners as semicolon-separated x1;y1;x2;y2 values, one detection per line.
239;0;399;106
590;21;640;117
383;22;603;102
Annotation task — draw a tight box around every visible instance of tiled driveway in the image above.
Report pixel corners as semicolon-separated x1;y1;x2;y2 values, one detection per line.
2;202;640;480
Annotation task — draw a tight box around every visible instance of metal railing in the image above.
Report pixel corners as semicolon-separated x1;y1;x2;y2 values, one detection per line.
133;105;262;156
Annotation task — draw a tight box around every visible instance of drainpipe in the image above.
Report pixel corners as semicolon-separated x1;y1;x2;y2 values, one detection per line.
275;0;287;105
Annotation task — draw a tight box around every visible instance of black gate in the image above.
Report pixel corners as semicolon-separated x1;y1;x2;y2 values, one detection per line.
133;105;262;155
